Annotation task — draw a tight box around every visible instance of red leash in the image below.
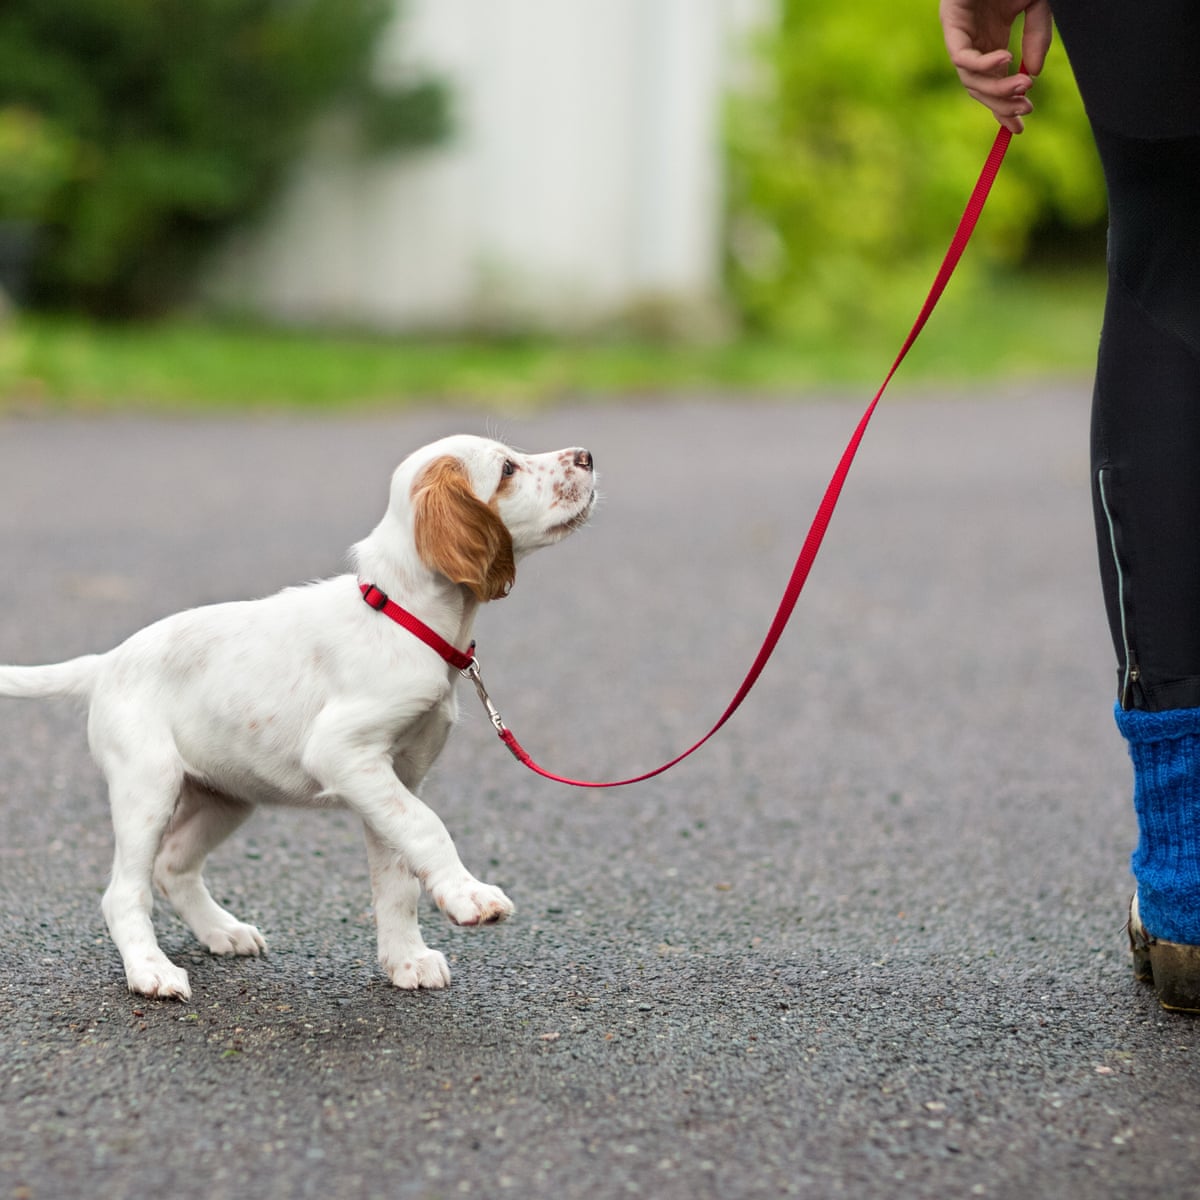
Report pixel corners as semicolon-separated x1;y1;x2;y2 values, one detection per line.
416;125;1012;788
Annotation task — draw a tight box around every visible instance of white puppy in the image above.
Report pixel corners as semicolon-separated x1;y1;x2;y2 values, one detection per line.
0;435;596;1000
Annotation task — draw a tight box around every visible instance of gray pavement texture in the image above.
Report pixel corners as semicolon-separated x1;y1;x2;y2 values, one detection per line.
1;389;1198;1200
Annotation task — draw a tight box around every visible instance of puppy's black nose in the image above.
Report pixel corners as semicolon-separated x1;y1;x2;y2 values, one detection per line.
574;449;594;471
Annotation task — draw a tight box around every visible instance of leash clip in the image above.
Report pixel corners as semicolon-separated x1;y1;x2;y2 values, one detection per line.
462;656;508;734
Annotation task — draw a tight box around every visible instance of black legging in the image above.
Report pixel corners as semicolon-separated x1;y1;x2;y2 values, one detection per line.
1050;0;1200;711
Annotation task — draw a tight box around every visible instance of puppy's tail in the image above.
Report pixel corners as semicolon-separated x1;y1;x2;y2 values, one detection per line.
0;655;101;701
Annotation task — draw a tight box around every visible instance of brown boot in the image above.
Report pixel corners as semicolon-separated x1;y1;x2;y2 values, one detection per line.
1129;893;1200;1013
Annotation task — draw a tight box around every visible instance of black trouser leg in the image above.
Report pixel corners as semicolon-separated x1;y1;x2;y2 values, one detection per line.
1050;3;1200;710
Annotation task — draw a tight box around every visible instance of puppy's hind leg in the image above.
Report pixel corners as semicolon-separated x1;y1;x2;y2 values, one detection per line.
153;782;266;958
100;755;192;1000
363;825;451;989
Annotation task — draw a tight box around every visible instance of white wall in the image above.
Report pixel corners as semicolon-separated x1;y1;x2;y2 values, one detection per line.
205;0;767;333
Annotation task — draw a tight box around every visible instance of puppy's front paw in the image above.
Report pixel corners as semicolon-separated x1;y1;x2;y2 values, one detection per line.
202;921;267;958
433;879;514;927
384;948;452;990
125;956;192;1001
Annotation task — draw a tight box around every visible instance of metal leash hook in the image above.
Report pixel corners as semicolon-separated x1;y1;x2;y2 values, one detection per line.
462;656;508;735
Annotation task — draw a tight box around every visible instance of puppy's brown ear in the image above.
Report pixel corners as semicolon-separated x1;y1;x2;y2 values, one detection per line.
413;456;515;601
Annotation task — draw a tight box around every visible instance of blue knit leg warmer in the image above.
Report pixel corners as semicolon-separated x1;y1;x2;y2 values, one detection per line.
1117;704;1200;944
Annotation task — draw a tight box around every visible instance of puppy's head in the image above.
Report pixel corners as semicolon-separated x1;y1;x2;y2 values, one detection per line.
400;435;597;601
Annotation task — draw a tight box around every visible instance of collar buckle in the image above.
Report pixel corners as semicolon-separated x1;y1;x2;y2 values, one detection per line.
362;584;389;611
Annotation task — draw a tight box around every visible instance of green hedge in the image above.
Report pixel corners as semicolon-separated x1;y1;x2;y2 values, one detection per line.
724;1;1106;339
0;0;450;315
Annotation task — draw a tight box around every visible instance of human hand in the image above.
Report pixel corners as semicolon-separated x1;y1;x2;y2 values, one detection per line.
939;0;1053;133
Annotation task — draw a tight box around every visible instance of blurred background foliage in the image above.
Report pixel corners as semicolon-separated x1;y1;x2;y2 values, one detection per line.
0;1;1110;408
0;0;450;316
724;0;1106;340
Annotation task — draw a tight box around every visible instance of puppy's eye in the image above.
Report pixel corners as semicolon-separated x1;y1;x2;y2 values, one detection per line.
501;460;517;478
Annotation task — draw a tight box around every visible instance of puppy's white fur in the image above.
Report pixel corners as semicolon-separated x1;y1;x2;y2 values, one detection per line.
0;435;596;999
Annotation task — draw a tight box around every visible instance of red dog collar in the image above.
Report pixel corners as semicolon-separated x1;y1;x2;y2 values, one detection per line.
359;582;475;671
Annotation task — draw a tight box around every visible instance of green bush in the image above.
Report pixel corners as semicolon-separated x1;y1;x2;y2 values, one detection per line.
724;0;1106;340
0;0;451;315
0;106;75;223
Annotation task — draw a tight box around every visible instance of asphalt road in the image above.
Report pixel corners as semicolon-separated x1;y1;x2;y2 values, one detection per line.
2;389;1199;1200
